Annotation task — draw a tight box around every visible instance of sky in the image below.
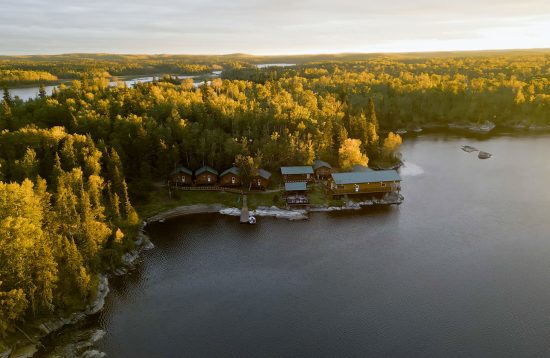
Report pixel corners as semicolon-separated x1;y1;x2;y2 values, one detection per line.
1;0;549;55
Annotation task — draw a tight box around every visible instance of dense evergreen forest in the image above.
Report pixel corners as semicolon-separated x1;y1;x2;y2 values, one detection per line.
1;49;549;339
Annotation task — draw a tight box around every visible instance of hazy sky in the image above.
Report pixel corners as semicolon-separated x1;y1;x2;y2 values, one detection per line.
1;0;549;55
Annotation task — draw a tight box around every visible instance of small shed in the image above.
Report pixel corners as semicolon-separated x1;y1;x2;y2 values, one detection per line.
284;182;309;205
328;170;401;196
281;166;314;182
250;169;272;190
169;166;193;186
194;166;218;185
313;159;333;179
219;167;241;187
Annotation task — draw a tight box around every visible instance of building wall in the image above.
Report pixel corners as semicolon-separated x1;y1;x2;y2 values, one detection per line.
315;167;332;179
219;174;241;187
250;177;269;189
328;180;400;195
170;173;192;185
283;173;313;182
195;172;218;185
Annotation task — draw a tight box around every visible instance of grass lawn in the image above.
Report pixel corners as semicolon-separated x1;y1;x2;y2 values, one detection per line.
135;185;287;218
308;183;345;207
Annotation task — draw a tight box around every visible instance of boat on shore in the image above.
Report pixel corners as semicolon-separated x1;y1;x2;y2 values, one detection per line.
469;122;496;133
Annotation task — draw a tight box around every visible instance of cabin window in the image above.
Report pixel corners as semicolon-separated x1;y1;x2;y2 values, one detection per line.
257;179;261;185
231;177;236;184
182;177;186;183
354;184;360;192
207;176;211;183
381;183;386;187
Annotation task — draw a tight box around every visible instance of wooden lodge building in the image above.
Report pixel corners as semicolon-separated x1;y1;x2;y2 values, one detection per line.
281;166;314;182
169;166;193;187
219;167;241;187
313;159;333;180
194;166;218;185
327;170;401;197
251;169;272;190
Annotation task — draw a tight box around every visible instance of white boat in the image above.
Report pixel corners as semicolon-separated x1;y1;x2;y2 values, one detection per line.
469;121;496;133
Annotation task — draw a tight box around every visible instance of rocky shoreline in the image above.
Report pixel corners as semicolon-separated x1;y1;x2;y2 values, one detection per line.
3;197;403;357
398;122;550;135
1;229;154;358
148;194;404;224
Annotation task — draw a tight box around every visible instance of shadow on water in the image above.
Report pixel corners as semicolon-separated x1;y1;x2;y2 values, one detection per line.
39;135;550;358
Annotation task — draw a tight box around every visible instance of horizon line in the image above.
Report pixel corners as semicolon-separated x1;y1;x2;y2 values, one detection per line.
2;47;550;58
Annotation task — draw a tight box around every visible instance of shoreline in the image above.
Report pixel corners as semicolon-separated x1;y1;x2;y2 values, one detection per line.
388;123;550;136
2;196;403;357
1;228;154;358
146;194;404;225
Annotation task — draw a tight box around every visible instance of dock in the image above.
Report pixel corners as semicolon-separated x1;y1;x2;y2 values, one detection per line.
240;195;249;223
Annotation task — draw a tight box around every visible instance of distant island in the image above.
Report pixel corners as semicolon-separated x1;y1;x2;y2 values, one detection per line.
1;49;549;353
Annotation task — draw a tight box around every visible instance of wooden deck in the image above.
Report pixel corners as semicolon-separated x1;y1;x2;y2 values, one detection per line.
169;185;243;194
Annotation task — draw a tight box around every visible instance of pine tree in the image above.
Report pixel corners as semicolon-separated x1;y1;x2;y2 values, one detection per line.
121;179;139;225
2;88;12;108
38;84;47;99
1;88;13;130
364;98;380;158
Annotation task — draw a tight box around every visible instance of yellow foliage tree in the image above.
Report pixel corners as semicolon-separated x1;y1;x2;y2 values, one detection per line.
338;139;369;170
383;132;403;153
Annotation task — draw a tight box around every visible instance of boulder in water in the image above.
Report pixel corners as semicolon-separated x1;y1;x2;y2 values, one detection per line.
478;151;492;159
461;145;478;153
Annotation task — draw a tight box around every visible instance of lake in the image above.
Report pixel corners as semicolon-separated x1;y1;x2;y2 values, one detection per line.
7;64;293;101
6;75;199;101
41;134;550;357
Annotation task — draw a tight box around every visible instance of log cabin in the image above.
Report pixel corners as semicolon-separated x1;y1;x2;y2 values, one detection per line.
327;170;401;196
219;166;241;187
194;166;218;185
250;169;272;190
169;166;193;187
313;159;333;180
280;166;314;182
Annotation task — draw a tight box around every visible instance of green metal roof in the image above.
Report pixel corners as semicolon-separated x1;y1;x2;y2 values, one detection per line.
170;166;192;176
284;182;307;191
220;166;239;177
331;170;401;185
351;164;373;172
281;166;313;175
313;159;332;170
258;169;272;180
195;166;218;176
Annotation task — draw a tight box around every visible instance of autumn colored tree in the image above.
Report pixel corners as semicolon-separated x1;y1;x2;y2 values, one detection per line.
338;139;369;170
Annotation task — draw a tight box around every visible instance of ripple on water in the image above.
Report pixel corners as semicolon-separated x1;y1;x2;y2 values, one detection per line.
400;162;424;176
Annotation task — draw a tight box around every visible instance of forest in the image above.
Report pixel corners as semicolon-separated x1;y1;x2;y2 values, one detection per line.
0;50;549;339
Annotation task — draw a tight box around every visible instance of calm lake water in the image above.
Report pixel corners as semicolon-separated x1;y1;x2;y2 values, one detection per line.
42;134;550;357
7;75;199;101
8;64;293;101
